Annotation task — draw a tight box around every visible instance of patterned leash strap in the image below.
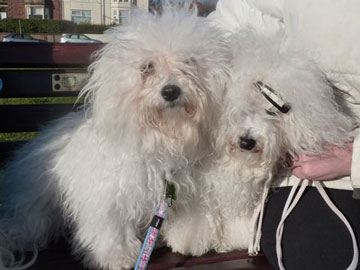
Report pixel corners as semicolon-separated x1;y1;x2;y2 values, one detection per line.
134;181;175;270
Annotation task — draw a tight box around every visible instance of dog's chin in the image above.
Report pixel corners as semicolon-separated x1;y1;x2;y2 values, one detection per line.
146;103;203;144
229;141;264;162
227;141;279;177
161;101;197;119
231;151;264;169
222;155;272;183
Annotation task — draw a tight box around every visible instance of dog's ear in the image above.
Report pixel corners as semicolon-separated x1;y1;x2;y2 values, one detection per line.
276;56;354;154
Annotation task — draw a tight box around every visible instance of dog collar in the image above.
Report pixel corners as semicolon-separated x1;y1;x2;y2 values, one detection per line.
253;81;291;114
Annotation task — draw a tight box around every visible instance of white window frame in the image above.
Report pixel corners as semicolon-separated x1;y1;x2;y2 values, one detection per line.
26;6;45;19
118;9;129;24
71;10;91;24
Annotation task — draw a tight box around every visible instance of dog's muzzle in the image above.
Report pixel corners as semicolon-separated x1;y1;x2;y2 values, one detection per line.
161;85;181;102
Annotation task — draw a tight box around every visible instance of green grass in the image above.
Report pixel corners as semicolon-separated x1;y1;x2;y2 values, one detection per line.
0;132;37;141
0;96;81;105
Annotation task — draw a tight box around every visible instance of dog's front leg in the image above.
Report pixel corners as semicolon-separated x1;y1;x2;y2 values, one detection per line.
72;210;141;270
162;203;217;256
215;216;252;253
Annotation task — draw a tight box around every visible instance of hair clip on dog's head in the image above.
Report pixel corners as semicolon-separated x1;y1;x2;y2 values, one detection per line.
253;81;291;114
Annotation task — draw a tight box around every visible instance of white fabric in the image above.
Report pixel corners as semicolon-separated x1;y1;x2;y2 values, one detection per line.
273;174;354;190
351;134;360;189
208;0;360;92
207;0;284;37
283;0;360;94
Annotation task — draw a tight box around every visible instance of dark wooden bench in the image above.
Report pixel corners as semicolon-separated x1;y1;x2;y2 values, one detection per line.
0;43;271;270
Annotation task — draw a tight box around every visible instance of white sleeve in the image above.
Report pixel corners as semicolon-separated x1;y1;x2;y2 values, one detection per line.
283;0;360;92
351;133;360;198
207;0;284;36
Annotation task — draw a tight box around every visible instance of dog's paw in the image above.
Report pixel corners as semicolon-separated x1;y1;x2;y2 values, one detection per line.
81;238;141;270
164;214;216;256
168;238;210;256
216;217;251;252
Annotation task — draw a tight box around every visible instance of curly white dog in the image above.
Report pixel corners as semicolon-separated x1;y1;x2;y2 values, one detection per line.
210;30;355;252
0;4;229;270
172;29;355;256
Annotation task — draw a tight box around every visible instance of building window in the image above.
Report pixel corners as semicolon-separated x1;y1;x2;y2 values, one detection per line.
118;10;129;24
45;7;50;19
0;7;7;20
112;9;129;24
26;7;49;19
119;0;129;2
71;10;91;24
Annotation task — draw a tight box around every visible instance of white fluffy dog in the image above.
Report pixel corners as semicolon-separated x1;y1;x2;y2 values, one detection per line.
0;4;229;270
209;30;355;251
169;29;355;255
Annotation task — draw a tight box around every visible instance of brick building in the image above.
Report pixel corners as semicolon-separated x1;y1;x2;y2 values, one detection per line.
4;0;148;24
62;0;149;25
0;0;7;19
7;0;62;19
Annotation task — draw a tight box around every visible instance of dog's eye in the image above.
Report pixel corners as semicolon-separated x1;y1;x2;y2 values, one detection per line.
265;109;277;116
140;62;155;76
184;57;196;66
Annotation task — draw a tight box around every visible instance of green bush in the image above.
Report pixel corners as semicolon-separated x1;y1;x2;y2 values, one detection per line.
37;19;62;33
0;18;110;34
76;23;109;34
60;20;78;33
0;18;19;32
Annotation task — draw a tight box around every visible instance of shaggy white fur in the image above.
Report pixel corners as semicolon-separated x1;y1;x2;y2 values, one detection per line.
210;29;355;251
169;29;356;255
0;3;230;270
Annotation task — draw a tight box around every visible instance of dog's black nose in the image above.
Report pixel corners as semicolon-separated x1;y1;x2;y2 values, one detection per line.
161;85;181;102
238;136;257;150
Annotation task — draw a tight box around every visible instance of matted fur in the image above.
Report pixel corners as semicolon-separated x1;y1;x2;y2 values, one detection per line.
210;29;355;251
0;3;230;270
167;29;356;255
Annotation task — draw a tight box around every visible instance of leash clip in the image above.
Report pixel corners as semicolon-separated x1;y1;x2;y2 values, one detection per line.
163;179;176;207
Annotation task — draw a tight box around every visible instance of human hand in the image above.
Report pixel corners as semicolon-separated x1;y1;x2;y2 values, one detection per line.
291;143;353;181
